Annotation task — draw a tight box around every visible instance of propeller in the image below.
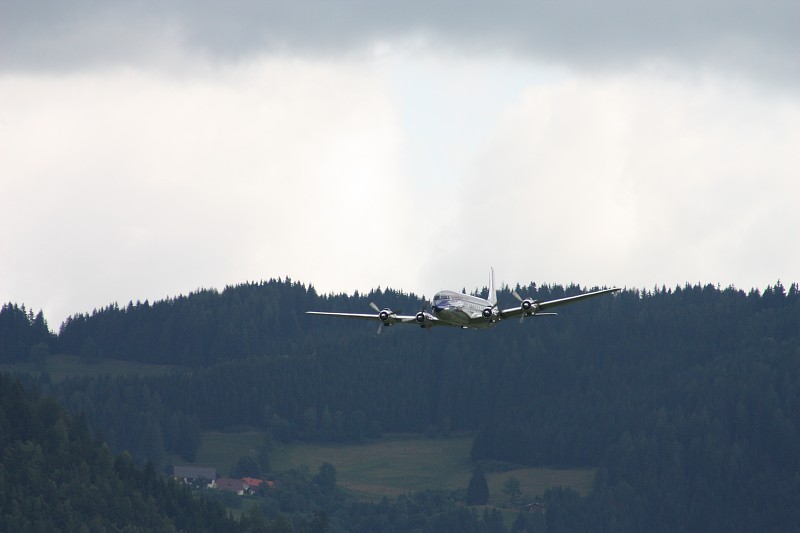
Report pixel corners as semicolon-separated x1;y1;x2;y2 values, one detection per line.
482;302;499;321
512;290;540;324
370;302;400;335
415;301;432;329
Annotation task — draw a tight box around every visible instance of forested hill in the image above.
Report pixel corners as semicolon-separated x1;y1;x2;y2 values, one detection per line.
0;373;237;531
2;278;797;368
57;279;431;365
3;278;800;530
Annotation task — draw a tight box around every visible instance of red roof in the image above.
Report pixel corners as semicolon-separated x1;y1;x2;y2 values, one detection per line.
242;477;274;489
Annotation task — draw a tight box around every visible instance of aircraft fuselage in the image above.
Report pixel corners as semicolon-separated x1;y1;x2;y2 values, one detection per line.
431;290;497;328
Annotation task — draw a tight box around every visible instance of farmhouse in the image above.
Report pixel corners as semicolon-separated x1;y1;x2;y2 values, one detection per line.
173;466;216;487
242;477;275;494
213;478;245;495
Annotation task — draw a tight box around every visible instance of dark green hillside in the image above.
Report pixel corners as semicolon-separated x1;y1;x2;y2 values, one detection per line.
0;373;515;532
56;279;427;366
0;373;237;532
5;278;800;530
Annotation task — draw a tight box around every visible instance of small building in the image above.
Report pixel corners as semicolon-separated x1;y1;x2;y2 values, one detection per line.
173;466;217;487
524;502;547;513
242;477;263;494
242;477;275;494
213;477;245;495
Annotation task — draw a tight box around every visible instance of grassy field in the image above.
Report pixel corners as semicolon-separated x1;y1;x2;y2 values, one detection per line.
191;431;594;506
188;431;266;476
272;434;474;498
1;354;177;382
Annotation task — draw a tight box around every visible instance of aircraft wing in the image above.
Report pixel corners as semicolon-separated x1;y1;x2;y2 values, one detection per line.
499;287;620;320
305;310;443;330
306;311;418;322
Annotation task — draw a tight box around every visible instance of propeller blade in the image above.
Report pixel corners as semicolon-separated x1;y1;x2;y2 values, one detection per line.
369;302;380;313
377;322;384;335
513;291;525;323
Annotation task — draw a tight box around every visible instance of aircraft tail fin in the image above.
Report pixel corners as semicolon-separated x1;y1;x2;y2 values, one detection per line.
488;267;497;306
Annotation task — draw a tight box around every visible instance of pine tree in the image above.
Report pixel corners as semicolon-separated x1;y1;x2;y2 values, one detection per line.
503;476;521;504
466;464;489;505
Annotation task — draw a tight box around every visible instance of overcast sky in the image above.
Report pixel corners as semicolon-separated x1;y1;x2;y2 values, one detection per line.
2;1;798;328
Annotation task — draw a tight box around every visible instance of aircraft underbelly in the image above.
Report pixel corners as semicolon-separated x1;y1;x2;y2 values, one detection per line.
438;308;472;326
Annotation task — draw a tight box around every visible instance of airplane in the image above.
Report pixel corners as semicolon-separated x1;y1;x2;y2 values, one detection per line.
306;268;620;333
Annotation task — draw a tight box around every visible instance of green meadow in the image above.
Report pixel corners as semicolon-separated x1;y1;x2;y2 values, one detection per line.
191;431;594;506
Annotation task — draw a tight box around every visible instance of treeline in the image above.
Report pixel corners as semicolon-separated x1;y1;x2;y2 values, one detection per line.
5;278;800;530
56;373;203;464
0;372;236;532
237;463;512;532
0;302;55;363
55;279;390;366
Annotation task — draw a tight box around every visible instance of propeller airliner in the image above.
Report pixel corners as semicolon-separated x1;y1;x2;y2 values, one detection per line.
306;268;620;333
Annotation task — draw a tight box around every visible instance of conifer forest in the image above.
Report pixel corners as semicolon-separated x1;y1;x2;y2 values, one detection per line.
2;278;799;531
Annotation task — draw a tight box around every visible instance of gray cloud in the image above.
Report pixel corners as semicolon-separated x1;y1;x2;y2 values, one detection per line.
2;1;798;83
2;1;798;324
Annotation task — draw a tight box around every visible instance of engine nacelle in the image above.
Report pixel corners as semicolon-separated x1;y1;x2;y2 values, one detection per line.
521;299;540;314
482;307;493;319
415;311;426;324
379;309;391;322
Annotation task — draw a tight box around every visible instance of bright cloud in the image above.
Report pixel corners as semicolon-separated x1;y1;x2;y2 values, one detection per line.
0;58;417;324
431;71;800;293
1;1;798;326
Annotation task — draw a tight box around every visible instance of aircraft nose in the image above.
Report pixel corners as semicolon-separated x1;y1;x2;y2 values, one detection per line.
433;302;452;314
